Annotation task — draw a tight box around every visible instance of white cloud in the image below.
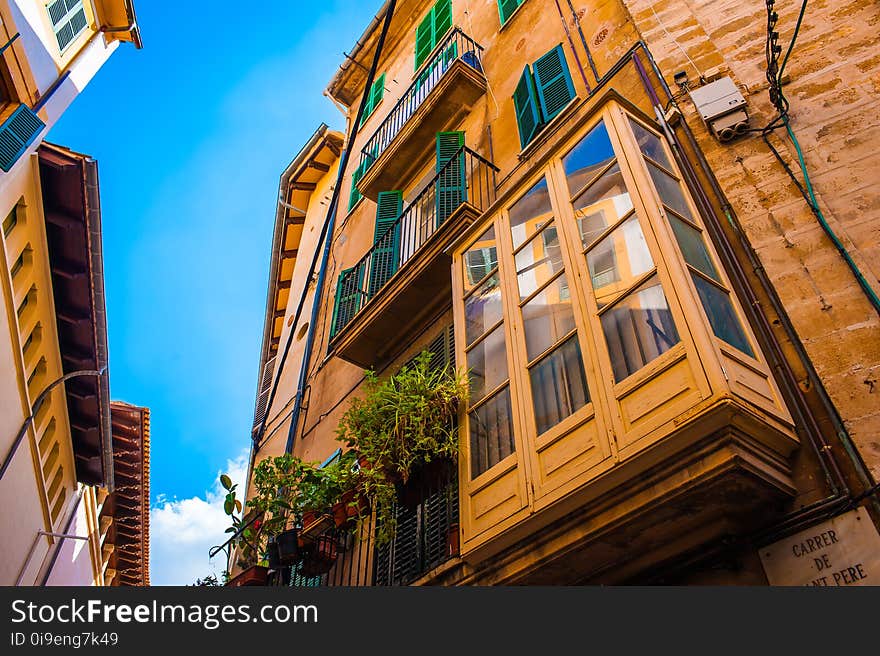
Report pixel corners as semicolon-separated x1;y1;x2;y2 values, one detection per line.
149;449;250;586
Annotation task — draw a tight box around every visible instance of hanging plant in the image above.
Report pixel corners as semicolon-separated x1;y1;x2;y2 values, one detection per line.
335;350;469;546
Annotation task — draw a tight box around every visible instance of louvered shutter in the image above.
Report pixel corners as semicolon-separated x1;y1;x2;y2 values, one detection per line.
348;161;367;211
360;73;386;127
48;0;87;52
498;0;520;24
415;12;434;70
435;131;466;227
252;356;277;432
433;0;453;44
330;266;364;338
533;44;576;123
368;191;403;298
0;105;46;172
513;67;542;149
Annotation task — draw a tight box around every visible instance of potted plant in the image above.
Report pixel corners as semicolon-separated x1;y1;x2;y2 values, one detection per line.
218;473;270;586
297;534;339;577
335;350;469;546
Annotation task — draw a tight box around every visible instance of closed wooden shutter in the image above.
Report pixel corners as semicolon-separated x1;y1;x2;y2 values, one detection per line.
533;45;576;123
330;266;364;338
497;0;521;24
48;0;88;52
513;67;542;149
0;105;45;172
252;356;277;432
368;191;403;298
435;131;466;226
415;0;454;70
348;160;367;211
415;12;434;70
360;73;386;126
433;0;453;44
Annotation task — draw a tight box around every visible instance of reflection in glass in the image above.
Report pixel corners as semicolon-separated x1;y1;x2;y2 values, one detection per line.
587;215;654;308
463;226;498;288
509;177;553;250
467;326;509;402
629;119;672;170
563;121;616;194
470;387;516;478
465;274;502;346
647;162;694;221
515;225;564;300
692;273;754;357
572;164;634;247
530;335;589;435
521;274;576;361
601;277;680;382
668;214;719;281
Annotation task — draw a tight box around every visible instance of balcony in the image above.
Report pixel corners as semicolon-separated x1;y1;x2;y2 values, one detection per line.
356;28;487;201
330;146;498;369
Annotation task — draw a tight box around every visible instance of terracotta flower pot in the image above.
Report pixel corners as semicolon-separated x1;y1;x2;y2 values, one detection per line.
225;565;268;587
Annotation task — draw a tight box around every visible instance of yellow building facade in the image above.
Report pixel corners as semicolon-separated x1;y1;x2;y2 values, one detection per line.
245;0;880;585
0;1;142;586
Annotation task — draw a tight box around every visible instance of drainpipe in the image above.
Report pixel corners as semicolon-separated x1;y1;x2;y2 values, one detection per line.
284;0;399;454
564;0;599;83
630;42;879;526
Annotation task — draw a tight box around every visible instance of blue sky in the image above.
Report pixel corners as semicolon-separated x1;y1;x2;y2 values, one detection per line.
46;2;381;584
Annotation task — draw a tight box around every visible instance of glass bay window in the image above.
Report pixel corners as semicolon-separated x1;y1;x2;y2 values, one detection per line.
452;100;798;557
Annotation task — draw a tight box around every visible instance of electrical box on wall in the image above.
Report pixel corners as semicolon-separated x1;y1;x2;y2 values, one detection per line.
688;76;749;142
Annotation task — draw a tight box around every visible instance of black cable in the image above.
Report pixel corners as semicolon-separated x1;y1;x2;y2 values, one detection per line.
283;0;399;455
252;2;398;456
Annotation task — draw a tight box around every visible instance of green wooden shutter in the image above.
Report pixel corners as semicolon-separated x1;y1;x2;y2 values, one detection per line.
415;12;434;70
331;266;365;338
0;105;45;172
348;161;367;211
513;67;542;149
415;0;454;71
498;0;521;24
433;0;453;44
533;45;576;123
368;191;403;297
435;131;466;226
360;73;386;127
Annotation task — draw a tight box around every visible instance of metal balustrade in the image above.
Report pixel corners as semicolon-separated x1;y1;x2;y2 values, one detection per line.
358;27;485;175
331;146;498;341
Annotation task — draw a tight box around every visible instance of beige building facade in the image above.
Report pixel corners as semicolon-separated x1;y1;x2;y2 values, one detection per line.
0;1;142;586
246;0;879;585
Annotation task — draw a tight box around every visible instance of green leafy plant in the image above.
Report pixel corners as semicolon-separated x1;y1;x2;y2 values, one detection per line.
335;350;469;545
219;473;267;569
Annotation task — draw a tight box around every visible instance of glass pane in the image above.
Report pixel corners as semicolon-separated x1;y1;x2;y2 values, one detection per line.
509;177;553;250
668;214;719;282
529;335;590;435
629;119;672;170
572;163;634;248
647;162;694;221
692;273;755;357
601;277;681;382
515;224;564;300
465;274;502;346
521;274;576;362
588;214;654;309
469;387;515;479
463;225;498;289
467;326;509;402
563;120;616;194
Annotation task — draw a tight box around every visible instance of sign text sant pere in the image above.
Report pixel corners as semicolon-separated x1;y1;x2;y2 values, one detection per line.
759;507;880;586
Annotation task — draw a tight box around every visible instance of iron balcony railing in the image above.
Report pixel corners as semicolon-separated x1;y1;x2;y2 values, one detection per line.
358;27;485;174
374;460;459;586
331;146;498;340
